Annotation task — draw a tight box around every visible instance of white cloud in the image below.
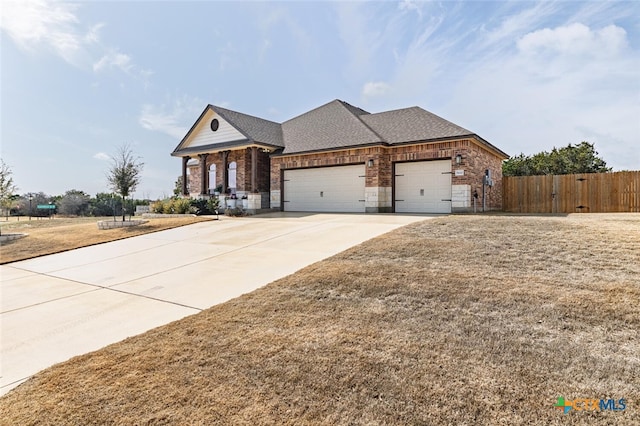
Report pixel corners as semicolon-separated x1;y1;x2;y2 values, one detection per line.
442;21;639;171
1;0;151;81
93;50;133;73
517;23;627;57
398;0;423;19
92;48;153;86
362;81;391;97
93;152;110;161
84;23;104;44
139;95;206;140
479;2;559;51
1;0;85;65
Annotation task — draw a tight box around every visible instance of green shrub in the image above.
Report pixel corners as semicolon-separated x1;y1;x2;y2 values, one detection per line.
151;198;201;214
207;198;220;213
162;200;174;214
150;200;165;213
190;197;220;215
173;198;193;214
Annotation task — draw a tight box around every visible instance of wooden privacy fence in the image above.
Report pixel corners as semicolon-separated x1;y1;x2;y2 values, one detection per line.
503;171;640;213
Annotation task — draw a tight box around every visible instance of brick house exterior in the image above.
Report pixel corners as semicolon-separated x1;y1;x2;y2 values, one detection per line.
172;100;508;213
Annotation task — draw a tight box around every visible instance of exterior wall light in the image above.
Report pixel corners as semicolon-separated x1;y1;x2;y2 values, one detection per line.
455;154;463;164
367;159;374;168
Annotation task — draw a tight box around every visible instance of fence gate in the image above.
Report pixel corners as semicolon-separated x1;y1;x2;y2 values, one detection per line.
503;171;640;213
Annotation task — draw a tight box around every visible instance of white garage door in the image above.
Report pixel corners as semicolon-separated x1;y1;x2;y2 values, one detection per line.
395;160;452;213
283;165;365;212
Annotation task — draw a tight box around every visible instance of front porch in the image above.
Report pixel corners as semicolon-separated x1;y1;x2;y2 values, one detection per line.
179;145;272;213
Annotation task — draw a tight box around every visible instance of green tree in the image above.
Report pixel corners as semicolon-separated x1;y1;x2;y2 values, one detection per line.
89;193;121;217
503;142;611;176
173;176;184;197
106;144;144;221
0;159;18;222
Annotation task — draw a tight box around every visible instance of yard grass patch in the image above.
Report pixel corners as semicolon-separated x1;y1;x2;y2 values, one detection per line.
0;216;212;264
0;214;638;424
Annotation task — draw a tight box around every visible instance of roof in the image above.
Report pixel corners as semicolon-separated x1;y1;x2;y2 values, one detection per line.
360;107;473;144
281;100;383;154
213;106;284;148
172;99;508;159
171;105;283;156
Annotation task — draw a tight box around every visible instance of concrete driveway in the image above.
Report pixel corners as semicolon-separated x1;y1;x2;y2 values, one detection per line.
1;212;432;395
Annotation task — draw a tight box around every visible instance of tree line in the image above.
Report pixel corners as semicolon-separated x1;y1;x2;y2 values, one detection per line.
3;191;149;218
502;142;611;176
1;144;144;220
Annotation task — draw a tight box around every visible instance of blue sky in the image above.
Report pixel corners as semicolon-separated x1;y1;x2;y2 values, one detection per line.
1;0;639;199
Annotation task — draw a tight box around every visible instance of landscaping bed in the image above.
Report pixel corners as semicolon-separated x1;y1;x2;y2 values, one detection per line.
97;219;148;229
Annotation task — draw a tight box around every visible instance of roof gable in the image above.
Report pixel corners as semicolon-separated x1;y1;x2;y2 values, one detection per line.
172;105;283;156
172;106;247;155
214;106;283;148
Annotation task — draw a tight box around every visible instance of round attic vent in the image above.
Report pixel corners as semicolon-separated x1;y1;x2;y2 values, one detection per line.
210;119;219;132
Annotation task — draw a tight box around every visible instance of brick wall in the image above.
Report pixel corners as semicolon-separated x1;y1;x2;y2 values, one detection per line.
187;148;271;195
270;146;384;189
186;138;504;211
256;149;271;192
450;143;503;210
187;165;200;196
270;138;505;211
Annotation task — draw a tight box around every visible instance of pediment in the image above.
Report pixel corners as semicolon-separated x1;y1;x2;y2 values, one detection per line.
175;107;248;153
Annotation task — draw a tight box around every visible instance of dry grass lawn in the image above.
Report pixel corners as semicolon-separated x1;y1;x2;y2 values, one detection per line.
0;214;638;425
0;216;212;264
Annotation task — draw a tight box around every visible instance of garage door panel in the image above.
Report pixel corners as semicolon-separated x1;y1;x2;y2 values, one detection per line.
395;160;451;213
284;165;365;212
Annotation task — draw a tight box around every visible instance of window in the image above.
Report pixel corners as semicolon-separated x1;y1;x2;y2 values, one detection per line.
228;161;237;191
208;164;216;193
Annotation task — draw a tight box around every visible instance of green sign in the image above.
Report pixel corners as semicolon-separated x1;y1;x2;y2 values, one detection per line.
37;204;56;209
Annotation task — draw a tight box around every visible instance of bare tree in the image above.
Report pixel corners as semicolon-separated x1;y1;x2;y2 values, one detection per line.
0;159;18;224
58;189;90;216
106;144;144;221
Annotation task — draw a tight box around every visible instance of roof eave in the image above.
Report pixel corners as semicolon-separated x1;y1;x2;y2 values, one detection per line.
388;134;509;159
171;140;284;157
272;142;388;157
471;135;510;159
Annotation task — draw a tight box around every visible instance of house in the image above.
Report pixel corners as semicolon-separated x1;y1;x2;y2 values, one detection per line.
171;99;508;213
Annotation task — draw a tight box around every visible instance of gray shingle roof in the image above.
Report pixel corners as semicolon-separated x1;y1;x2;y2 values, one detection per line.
173;99;507;158
281;100;383;154
360;107;473;144
213;106;284;147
